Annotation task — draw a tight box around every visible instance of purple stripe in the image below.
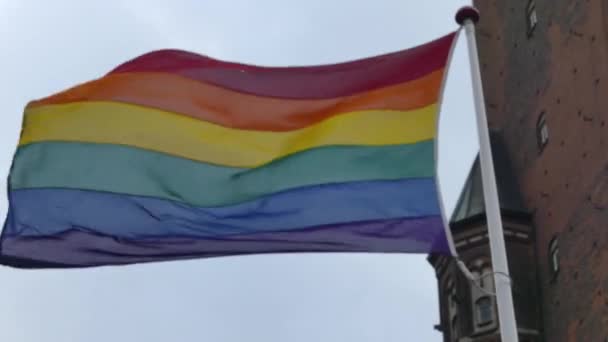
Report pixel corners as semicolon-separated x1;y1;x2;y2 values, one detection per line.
0;216;451;268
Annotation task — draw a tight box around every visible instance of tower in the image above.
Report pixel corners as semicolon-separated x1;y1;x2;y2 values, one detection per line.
428;133;542;342
431;1;608;341
473;0;608;341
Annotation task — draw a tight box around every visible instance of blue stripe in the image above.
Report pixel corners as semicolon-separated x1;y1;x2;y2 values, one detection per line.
5;178;441;239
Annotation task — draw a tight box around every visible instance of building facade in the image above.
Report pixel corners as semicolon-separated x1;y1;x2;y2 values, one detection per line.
429;1;608;341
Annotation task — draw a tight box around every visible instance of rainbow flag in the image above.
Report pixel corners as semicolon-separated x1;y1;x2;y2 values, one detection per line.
0;32;457;268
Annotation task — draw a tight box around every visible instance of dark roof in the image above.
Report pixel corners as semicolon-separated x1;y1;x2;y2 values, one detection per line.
449;131;527;224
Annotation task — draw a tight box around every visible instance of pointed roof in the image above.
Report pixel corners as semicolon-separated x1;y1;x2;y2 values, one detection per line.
449;132;527;224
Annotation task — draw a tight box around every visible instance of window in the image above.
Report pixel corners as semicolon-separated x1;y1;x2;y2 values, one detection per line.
537;112;549;151
445;277;459;339
475;297;494;325
448;281;458;309
470;259;496;329
526;0;538;36
549;236;559;278
451;315;460;339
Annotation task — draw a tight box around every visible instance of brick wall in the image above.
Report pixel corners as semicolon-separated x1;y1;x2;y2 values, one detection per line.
472;0;608;341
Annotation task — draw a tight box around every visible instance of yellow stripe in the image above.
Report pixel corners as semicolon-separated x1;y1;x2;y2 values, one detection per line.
21;101;438;167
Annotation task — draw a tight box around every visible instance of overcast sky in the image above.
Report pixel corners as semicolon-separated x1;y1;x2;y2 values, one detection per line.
0;1;478;341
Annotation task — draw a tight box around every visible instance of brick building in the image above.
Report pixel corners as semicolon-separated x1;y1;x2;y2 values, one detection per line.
429;1;608;341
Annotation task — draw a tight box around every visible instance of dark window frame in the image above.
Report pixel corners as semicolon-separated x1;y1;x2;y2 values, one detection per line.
468;258;496;331
548;236;560;281
536;111;549;152
526;0;538;36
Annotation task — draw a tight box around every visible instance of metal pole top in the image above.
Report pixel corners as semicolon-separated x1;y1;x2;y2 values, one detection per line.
455;6;480;25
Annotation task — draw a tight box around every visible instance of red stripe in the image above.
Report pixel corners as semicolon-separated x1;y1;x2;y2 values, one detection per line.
108;32;456;99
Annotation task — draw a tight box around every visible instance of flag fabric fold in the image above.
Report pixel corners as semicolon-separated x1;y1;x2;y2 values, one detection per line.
1;32;457;268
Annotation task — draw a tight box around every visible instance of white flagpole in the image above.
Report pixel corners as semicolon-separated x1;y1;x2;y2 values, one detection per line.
455;6;519;342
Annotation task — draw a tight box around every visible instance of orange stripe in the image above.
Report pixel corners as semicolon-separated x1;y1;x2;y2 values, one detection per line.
29;69;445;131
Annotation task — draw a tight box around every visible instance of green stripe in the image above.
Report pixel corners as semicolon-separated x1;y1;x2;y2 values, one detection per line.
10;141;435;207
